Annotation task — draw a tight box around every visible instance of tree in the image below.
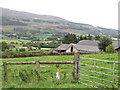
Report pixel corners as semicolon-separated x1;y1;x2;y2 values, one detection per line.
95;35;101;40
98;36;112;51
83;35;87;40
87;34;92;40
63;33;78;44
79;35;84;40
0;42;10;51
19;48;26;52
105;44;115;53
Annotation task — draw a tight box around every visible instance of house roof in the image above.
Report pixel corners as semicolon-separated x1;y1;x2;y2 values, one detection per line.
77;40;99;47
55;43;76;50
74;44;100;52
112;41;120;49
78;40;120;49
55;44;71;50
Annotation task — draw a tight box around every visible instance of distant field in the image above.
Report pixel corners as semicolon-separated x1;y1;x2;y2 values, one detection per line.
1;39;54;43
1;39;30;43
1;53;119;88
35;34;53;40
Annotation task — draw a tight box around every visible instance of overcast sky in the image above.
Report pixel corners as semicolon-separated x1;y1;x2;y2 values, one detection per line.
0;0;119;29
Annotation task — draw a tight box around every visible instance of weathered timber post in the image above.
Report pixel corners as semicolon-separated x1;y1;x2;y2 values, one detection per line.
74;52;80;82
35;61;40;79
3;62;7;82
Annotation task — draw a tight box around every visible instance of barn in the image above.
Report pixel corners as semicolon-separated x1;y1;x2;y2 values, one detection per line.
54;43;77;53
54;40;100;53
54;40;120;53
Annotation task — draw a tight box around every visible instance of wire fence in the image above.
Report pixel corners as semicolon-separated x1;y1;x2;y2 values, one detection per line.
79;57;120;88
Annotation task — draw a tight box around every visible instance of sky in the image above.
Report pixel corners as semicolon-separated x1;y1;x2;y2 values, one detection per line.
0;0;119;29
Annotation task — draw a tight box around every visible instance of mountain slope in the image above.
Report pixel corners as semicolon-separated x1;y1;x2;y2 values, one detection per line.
1;7;118;37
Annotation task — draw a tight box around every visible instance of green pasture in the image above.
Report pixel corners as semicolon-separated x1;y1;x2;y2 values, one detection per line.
2;39;31;44
1;53;119;88
35;34;53;40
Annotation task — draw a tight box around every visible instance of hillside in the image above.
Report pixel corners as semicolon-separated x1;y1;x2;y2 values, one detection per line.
1;7;118;38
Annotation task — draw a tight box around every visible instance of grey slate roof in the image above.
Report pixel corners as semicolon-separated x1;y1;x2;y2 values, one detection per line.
74;44;100;52
112;41;119;49
75;40;99;52
77;40;99;46
55;43;75;50
55;44;71;50
78;40;120;48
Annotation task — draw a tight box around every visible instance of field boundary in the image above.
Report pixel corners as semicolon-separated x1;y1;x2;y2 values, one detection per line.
1;52;80;82
79;57;120;88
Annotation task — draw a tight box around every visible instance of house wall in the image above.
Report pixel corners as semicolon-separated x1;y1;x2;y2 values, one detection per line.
66;46;78;52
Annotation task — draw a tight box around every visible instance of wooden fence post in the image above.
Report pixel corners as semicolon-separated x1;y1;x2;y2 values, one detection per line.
74;52;80;82
35;61;40;78
3;62;7;82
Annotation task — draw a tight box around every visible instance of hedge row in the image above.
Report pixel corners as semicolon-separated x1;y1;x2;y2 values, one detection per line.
1;51;73;58
1;51;101;58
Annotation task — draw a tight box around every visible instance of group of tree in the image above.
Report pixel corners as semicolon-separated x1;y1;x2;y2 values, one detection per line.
63;33;101;44
0;42;15;51
98;36;115;52
63;33;115;52
23;41;61;49
62;33;78;44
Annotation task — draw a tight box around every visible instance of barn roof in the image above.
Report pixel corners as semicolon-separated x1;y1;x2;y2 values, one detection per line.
77;40;99;46
74;44;99;52
55;44;71;50
77;40;120;49
112;41;120;49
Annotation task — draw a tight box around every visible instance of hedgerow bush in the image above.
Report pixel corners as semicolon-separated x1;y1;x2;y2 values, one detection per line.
105;44;115;53
1;51;100;58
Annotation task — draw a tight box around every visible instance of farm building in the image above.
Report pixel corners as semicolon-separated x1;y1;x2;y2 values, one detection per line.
54;40;120;53
54;43;77;53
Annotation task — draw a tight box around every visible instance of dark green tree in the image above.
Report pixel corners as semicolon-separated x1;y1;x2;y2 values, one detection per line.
98;36;112;51
63;33;78;44
83;35;87;40
95;35;101;40
78;35;84;41
0;42;10;51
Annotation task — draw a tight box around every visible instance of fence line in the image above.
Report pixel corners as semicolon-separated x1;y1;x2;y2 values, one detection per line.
79;78;112;88
80;56;120;88
3;61;75;65
80;68;119;77
1;52;80;82
80;73;120;84
80;63;120;71
80;57;120;63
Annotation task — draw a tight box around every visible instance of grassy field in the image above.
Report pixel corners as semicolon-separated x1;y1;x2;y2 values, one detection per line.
1;53;119;88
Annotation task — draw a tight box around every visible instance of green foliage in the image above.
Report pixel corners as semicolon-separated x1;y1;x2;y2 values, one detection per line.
95;35;101;40
63;34;94;44
105;44;115;53
0;41;10;51
19;48;26;52
87;34;93;40
63;33;79;44
98;36;112;51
